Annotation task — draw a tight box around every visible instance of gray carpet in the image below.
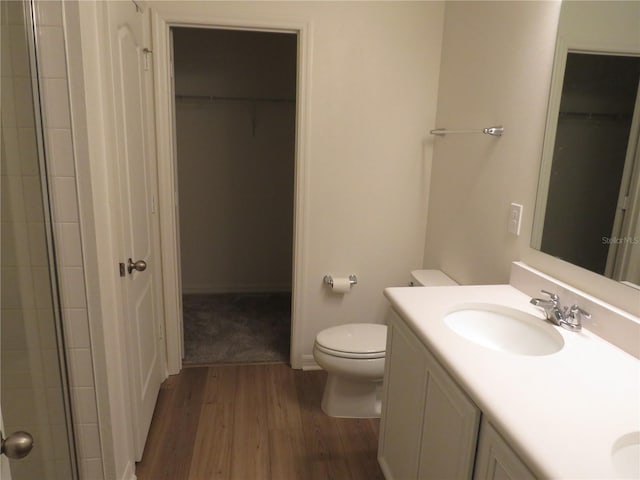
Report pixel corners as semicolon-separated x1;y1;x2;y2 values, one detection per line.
182;292;291;365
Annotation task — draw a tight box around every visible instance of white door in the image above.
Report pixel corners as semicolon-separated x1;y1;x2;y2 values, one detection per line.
105;1;164;460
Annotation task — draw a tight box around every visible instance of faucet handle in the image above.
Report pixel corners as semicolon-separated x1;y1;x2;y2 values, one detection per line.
569;305;590;319
540;290;559;303
561;305;590;332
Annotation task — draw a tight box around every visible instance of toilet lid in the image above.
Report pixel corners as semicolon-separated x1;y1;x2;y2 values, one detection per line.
316;323;387;356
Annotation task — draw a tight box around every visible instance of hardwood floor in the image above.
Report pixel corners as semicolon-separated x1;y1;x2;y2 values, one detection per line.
135;363;385;480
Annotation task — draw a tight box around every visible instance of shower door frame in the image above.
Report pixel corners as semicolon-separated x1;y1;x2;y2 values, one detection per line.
151;8;311;373
1;1;79;477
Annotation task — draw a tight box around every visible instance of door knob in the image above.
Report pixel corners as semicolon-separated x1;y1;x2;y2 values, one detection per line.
127;258;147;274
1;431;34;459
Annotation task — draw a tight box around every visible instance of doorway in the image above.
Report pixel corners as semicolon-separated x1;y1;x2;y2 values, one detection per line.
171;27;297;365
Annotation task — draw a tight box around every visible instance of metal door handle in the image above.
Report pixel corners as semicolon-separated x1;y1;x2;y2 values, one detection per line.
127;258;147;274
1;431;34;459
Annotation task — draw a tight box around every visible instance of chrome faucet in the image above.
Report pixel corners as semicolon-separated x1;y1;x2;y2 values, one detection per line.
530;290;590;332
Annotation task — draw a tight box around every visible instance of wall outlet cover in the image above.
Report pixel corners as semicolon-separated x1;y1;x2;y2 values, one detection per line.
508;203;523;236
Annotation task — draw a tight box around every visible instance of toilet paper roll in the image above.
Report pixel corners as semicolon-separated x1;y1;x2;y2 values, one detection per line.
331;277;352;293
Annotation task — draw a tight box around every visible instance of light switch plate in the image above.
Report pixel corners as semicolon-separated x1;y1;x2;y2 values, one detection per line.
508;203;523;236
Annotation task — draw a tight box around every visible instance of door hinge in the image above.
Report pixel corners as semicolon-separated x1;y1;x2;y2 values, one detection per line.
619;195;629;211
143;48;152;71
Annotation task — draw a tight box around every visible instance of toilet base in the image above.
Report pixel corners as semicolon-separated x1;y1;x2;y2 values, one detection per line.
320;373;382;418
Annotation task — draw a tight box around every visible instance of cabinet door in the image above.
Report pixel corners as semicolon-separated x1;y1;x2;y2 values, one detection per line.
378;314;430;480
418;348;480;479
474;419;536;480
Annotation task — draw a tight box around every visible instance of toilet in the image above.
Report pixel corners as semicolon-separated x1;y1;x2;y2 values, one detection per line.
314;323;387;418
313;269;457;418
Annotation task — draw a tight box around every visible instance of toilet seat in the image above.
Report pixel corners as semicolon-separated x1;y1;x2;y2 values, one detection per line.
314;343;385;359
315;323;387;359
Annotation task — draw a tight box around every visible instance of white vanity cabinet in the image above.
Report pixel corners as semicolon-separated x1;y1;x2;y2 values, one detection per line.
381;284;640;479
474;419;536;480
378;311;481;479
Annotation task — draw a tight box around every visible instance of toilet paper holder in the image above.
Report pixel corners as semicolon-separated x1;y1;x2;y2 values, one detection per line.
323;274;358;287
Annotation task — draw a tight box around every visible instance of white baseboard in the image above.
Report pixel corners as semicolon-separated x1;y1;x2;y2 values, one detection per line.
300;354;321;371
182;283;292;294
121;461;137;480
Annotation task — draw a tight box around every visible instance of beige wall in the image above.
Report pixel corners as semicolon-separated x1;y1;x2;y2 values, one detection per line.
152;1;446;364
424;0;639;315
174;29;296;293
424;1;561;284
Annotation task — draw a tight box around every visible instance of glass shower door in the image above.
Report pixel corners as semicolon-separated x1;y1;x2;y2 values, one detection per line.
0;1;78;479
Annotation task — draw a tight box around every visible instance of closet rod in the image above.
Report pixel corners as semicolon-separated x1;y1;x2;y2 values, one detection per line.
559;111;629;121
175;94;295;104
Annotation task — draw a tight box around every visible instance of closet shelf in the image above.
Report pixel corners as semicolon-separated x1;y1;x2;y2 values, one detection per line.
558;111;631;121
175;94;295;104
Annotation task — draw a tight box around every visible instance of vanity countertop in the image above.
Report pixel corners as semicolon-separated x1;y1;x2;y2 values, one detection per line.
384;284;640;479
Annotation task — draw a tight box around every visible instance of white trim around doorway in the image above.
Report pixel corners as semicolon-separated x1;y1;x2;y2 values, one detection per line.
151;10;311;374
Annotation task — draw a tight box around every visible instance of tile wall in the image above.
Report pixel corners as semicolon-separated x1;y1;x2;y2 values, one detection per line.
34;1;105;478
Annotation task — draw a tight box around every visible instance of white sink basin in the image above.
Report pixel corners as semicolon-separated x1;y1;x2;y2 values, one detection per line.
612;432;640;478
444;303;564;356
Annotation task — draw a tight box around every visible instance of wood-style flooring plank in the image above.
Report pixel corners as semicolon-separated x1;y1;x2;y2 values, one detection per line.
136;364;383;480
187;366;238;480
136;368;207;480
335;417;386;480
134;375;177;480
265;363;304;430
294;369;354;480
229;364;271;479
265;365;306;480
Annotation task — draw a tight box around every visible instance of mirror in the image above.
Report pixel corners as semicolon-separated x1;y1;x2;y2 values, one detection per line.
532;1;640;288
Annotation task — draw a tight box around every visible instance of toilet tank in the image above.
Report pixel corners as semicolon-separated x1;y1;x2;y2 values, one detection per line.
410;269;458;287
